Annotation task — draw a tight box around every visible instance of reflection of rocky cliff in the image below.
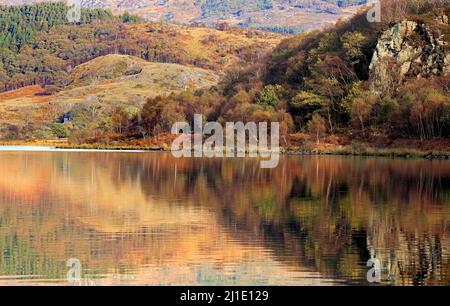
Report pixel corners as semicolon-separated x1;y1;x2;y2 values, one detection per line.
369;14;450;92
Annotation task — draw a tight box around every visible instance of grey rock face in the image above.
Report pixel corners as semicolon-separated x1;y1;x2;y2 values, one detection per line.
369;17;449;92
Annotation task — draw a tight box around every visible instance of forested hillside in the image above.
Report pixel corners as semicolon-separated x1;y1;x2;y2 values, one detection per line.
0;3;115;92
0;3;113;51
223;0;450;142
128;0;449;149
0;3;282;142
0;3;280;93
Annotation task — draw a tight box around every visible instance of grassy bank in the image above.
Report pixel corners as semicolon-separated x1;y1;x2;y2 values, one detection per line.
0;140;167;151
1;139;449;159
55;143;167;151
284;146;450;159
0;139;68;147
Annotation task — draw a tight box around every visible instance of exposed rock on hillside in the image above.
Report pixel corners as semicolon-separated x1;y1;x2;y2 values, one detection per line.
369;16;449;92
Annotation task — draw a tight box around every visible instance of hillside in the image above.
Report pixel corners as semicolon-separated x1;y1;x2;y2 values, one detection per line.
0;0;368;32
206;0;450;148
0;3;282;142
79;0;447;152
56;54;219;103
0;54;219;139
67;54;149;86
121;21;282;71
0;3;281;94
1;0;449;153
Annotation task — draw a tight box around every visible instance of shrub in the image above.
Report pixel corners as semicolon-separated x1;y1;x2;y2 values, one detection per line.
307;113;327;143
255;85;283;108
51;123;68;138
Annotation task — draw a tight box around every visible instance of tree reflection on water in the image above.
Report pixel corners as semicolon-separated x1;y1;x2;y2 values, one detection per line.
0;152;448;285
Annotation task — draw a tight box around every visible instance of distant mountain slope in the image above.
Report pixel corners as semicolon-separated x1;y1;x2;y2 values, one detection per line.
0;0;368;32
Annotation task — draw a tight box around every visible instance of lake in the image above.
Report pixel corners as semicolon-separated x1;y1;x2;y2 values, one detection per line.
0;149;449;285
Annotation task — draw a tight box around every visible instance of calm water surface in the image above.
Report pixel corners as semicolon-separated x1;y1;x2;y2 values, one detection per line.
0;150;449;285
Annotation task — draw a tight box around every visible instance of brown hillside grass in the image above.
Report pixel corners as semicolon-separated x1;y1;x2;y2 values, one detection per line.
0;85;50;104
123;22;282;72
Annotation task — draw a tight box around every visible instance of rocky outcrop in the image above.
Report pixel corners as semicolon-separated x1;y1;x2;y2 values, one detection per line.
369;17;449;92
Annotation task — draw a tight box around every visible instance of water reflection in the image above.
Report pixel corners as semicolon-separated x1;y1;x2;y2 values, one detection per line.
0;151;449;285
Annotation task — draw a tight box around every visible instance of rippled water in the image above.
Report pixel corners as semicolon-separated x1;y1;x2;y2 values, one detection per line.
0;149;449;285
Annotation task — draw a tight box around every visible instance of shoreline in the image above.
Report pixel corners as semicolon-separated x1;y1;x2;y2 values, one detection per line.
0;141;449;160
284;147;450;160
